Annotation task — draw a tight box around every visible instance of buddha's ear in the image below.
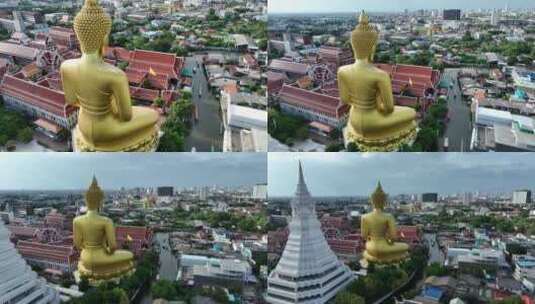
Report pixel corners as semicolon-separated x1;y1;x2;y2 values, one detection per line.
100;34;110;56
369;45;376;62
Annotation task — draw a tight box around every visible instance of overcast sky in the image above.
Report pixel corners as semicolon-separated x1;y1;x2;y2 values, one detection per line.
269;0;535;14
268;153;535;196
0;153;266;190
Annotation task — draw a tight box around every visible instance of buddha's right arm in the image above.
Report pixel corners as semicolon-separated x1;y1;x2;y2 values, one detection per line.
105;221;118;253
60;65;79;106
377;75;394;114
112;74;133;122
337;70;350;104
73;221;82;250
361;218;368;238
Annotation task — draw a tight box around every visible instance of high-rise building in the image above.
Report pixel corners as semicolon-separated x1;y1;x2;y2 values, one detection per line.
253;183;267;200
443;9;461;21
157;186;174;197
266;163;354;304
420;193;438;203
512;190;532;205
0;219;60;303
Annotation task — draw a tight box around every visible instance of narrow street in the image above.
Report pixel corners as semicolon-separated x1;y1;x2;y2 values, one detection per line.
440;68;473;152
139;233;178;304
424;233;444;265
183;56;223;152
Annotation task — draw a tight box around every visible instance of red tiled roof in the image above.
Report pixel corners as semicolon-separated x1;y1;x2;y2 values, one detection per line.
398;226;421;244
17;240;76;262
377;63;439;98
243;54;257;67
116;226;151;240
278;84;348;119
129;86;159;102
20;62;40;79
105;47;131;62
129;49;181;79
269;59;309;75
7;225;38;238
0;74;75;117
125;68;147;84
0;42;39;60
147;73;169;90
161;90;179;104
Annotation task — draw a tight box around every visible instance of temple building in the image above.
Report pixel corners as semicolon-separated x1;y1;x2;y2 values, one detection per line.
120;49;184;105
0;220;60;303
318;46;353;71
266;163;354;304
16;240;78;275
115;225;153;258
278;84;349;133
376;63;440;111
0;74;78;132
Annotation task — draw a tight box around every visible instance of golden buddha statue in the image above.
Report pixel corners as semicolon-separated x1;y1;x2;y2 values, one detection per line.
361;182;409;264
338;11;417;151
73;176;134;283
61;0;159;152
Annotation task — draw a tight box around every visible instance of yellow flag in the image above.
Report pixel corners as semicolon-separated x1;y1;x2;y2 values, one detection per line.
126;234;133;242
149;66;157;76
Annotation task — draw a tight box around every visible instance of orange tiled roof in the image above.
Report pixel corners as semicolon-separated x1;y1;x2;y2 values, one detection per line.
0;74;75;117
279;84;348;119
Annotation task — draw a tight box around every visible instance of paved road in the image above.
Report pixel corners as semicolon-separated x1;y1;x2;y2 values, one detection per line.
184;56;223;152
156;233;178;281
424;233;444;265
441;69;473;152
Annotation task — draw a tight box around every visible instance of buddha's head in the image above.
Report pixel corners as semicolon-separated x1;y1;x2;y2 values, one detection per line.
351;11;378;61
74;0;111;55
85;176;104;211
370;181;387;210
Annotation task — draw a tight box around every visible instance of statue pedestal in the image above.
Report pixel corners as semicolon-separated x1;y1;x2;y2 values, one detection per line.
343;126;418;152
72;126;161;152
74;269;134;286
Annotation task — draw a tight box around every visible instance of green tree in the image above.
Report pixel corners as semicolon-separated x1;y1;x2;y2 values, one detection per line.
426;262;449;276
152;280;178;300
335;291;365;304
153;97;165;108
346;142;360;152
78;276;90;292
16;127;33;143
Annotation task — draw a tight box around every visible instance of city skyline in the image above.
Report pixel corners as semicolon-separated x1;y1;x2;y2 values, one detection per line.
0;153;267;190
268;153;535;196
268;0;535;14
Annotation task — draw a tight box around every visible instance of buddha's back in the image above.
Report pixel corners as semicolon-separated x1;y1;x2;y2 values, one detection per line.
364;212;391;238
339;64;387;106
74;214;110;246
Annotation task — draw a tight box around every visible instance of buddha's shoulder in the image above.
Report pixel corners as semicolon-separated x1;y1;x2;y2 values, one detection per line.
99;62;127;78
60;58;81;72
337;64;353;77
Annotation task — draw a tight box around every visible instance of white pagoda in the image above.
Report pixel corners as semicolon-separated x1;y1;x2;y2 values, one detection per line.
0;219;60;304
266;162;354;304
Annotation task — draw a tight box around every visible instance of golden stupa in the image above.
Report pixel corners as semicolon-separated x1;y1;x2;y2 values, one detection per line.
61;0;159;152
73;176;135;283
361;182;409;264
338;11;417;151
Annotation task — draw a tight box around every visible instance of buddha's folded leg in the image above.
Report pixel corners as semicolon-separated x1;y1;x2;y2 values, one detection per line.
391;106;417;124
131;106;159;129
